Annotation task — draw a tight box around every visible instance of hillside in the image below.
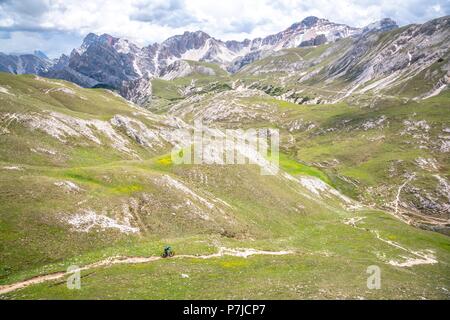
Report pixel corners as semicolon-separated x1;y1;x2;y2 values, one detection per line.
0;73;449;299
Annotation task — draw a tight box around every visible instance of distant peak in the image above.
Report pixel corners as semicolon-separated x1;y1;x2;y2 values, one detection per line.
99;33;116;40
82;33;99;43
164;30;211;45
33;50;48;60
82;33;115;42
362;18;398;33
79;33;118;49
377;17;398;28
288;16;329;31
380;17;397;23
300;16;321;27
185;30;211;38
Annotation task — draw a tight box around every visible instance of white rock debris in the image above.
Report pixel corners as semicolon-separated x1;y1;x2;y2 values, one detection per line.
54;181;82;192
1;109;194;160
299;176;353;204
155;174;237;222
161;60;194;80
361;115;387;130
65;209;139;234
401;120;431;146
198;101;256;123
421;76;448;100
415;157;439;171
30;147;57;155
0;86;13;96
434;175;450;203
440;140;450;153
401;120;430;135
157;175;214;213
2;166;22;171
2;112;135;155
110;115;162;149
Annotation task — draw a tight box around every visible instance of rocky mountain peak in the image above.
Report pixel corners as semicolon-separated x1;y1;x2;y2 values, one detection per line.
79;33;118;51
361;18;398;34
98;33;118;46
163;30;211;47
0;15;423;96
300;16;321;27
81;33;99;47
33;50;49;60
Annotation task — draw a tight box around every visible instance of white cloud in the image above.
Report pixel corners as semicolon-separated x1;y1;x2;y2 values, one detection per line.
0;0;448;57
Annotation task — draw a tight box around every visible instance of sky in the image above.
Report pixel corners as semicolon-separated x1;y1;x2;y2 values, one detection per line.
0;0;448;58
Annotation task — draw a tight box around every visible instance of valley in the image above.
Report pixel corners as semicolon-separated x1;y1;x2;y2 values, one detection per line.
0;14;449;300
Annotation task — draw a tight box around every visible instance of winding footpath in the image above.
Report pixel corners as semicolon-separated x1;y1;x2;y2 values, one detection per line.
0;247;292;295
344;216;437;267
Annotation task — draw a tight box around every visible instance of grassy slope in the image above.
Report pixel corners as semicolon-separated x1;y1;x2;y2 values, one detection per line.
0;73;449;299
180;89;449;227
148;60;232;113
234;28;449;104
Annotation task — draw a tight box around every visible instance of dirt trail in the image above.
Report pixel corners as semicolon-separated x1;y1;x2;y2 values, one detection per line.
344;216;437;267
0;247;292;295
393;173;416;215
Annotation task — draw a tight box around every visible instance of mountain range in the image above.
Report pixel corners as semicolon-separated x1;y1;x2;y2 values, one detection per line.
0;16;399;91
